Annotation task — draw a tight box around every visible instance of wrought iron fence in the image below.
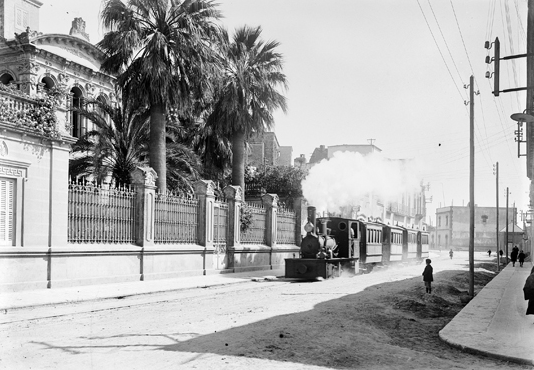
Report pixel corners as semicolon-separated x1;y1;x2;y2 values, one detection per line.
68;182;136;243
276;207;297;244
154;193;199;244
241;203;267;244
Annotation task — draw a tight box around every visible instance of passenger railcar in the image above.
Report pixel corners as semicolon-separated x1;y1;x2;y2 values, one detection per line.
382;224;404;263
359;220;384;264
403;227;419;260
419;230;430;260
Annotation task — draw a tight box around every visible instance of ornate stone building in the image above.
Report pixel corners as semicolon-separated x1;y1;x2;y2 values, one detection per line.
0;0;115;138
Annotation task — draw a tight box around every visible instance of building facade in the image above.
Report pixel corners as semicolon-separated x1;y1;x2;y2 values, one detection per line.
435;205;517;251
0;0;116;140
247;131;292;168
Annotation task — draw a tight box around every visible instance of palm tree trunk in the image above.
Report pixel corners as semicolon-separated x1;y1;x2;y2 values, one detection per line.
149;103;166;192
231;129;245;197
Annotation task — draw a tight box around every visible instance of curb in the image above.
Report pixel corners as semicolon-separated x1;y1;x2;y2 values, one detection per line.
438;332;534;366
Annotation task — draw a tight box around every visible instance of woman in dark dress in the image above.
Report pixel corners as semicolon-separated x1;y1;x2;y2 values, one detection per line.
511;248;518;267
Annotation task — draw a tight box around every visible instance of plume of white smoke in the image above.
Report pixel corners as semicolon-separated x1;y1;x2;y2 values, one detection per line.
302;151;423;214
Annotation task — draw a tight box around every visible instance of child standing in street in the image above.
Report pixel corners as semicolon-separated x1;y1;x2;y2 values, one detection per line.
422;258;433;294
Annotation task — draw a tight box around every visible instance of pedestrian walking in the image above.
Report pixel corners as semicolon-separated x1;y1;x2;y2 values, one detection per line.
487;250;491;257
518;250;526;267
449;249;453;259
511;247;519;267
524;269;534;316
422;258;433;294
499;249;504;258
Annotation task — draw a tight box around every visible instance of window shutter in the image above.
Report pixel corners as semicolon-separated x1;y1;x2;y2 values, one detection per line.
0;178;14;245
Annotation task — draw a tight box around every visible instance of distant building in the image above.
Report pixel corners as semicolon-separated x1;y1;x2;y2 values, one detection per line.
247;132;292;168
293;153;309;170
278;146;293;166
310;144;328;164
435;205;519;251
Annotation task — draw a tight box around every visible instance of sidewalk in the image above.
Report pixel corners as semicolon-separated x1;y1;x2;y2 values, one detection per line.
439;262;534;366
0;269;285;323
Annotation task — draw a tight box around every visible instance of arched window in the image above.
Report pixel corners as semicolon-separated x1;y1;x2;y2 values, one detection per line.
41;76;55;91
70;86;85;138
0;73;14;85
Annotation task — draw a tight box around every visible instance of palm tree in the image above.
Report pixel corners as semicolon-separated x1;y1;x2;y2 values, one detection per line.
69;99;150;186
186;114;233;182
206;26;287;194
164;120;203;193
98;0;222;192
70;98;204;192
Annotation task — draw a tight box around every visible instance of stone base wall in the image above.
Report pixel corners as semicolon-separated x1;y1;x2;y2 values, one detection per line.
0;243;300;292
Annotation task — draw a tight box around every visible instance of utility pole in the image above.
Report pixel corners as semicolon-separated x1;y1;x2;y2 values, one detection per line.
469;75;475;298
506;188;509;264
513;202;516;249
528;0;534;261
494;162;499;271
528;0;534;175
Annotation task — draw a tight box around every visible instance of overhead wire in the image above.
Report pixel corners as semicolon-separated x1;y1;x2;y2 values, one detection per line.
427;0;464;83
410;0;525;205
416;0;465;103
503;0;523;111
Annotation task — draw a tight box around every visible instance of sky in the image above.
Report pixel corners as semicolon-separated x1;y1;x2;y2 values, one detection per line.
38;0;530;224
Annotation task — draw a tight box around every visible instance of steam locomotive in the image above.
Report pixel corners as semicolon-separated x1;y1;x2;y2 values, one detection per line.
285;207;430;279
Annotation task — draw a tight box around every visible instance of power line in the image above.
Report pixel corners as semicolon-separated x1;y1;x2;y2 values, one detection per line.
427;0;464;84
416;0;465;103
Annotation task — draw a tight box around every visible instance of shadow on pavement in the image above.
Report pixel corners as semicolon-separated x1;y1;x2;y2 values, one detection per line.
29;267;525;369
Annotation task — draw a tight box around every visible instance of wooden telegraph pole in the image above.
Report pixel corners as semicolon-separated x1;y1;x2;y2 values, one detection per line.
527;0;534;260
495;162;500;271
506;188;509;264
469;75;475;298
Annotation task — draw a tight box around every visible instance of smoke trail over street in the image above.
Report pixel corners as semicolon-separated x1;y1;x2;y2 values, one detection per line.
302;151;423;214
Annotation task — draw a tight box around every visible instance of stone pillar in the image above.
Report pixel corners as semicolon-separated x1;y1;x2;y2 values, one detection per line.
262;193;279;248
223;185;243;269
130;166;157;247
223;185;243;247
193;180;215;248
293;197;308;246
48;140;72;248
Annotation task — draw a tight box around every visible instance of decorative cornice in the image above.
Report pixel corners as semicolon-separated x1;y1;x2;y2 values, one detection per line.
32;34;104;62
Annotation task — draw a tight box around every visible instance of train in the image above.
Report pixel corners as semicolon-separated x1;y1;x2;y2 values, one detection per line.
285;207;430;279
